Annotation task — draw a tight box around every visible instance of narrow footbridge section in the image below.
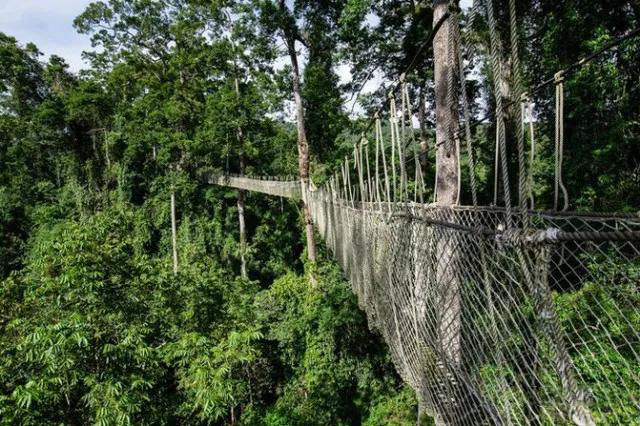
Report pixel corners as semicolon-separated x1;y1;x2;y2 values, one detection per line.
209;174;301;200
212;175;640;426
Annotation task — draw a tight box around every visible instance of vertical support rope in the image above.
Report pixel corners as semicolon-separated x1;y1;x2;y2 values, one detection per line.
356;142;366;203
374;118;382;207
346;156;354;208
447;3;463;206
390;93;405;202
403;82;426;204
455;130;462;206
365;140;373;203
390;96;398;202
376;115;392;210
341;162;348;206
485;0;513;225
509;0;527;212
451;9;479;206
353;146;359;202
493;125;500;206
554;72;569;211
522;93;536;209
397;83;409;202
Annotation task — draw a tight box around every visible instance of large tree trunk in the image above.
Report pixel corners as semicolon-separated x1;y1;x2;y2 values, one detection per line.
433;0;461;369
280;8;317;269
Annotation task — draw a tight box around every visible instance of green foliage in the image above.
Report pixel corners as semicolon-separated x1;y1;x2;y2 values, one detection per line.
362;387;424;426
2;0;639;424
248;257;406;426
0;205;264;424
553;257;640;424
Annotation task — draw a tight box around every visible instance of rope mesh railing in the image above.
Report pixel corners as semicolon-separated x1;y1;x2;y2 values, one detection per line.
306;194;640;425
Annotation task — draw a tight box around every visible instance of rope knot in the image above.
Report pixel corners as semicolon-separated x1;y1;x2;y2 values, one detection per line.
554;71;565;84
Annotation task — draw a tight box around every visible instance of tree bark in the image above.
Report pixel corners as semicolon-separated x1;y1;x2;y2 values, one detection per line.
280;3;317;269
433;0;461;369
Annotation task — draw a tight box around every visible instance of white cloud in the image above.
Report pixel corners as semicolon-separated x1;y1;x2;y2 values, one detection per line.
0;0;94;72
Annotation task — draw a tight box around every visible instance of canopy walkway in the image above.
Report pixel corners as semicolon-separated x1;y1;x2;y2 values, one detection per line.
210;2;640;424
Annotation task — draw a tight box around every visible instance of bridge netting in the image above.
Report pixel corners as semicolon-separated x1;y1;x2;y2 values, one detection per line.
210;175;639;425
309;190;639;425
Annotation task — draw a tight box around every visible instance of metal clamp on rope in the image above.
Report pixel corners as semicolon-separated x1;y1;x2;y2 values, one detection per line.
526;227;561;244
554;70;565;84
494;227;561;247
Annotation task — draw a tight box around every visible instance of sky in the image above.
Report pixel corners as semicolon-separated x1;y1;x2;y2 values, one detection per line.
0;0;94;71
2;0;473;72
0;0;472;116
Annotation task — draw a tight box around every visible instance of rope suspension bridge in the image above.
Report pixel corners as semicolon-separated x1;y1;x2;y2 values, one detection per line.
210;1;640;424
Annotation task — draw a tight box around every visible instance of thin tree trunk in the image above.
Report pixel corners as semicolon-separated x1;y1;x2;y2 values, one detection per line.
171;189;178;275
280;4;317;270
237;163;247;279
433;0;461;368
233;74;248;280
103;129;110;169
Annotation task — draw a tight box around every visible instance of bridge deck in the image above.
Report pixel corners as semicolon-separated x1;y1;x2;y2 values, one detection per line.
209;175;301;200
